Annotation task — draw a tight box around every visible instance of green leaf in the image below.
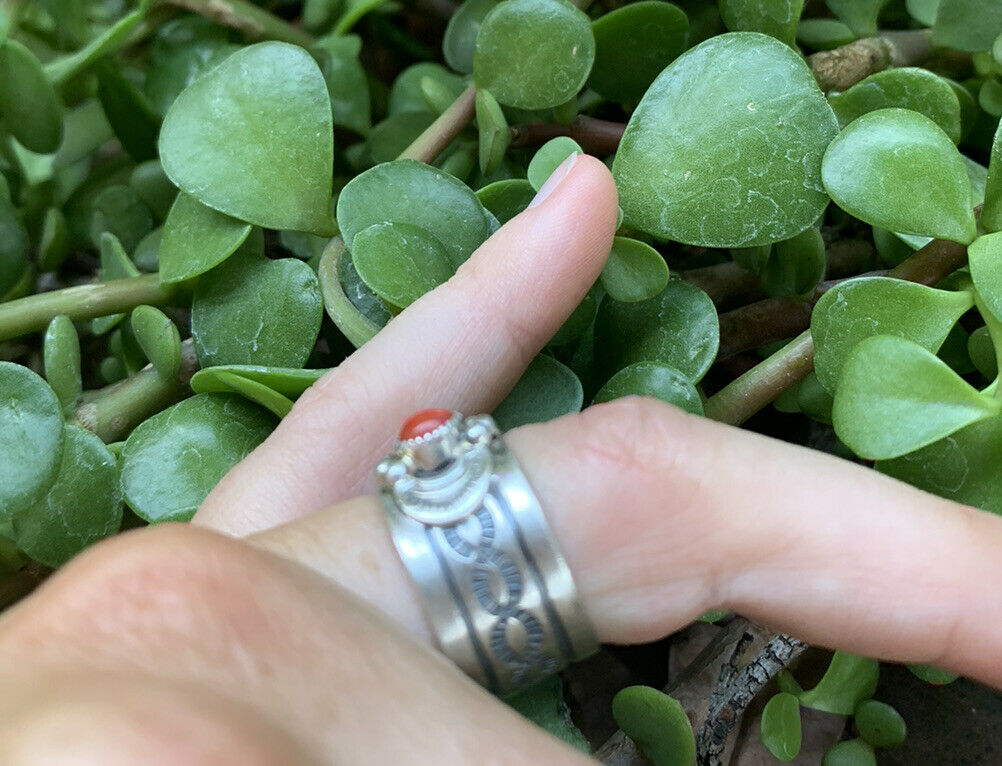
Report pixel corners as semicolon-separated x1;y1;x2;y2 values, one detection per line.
720;0;803;46
367;111;437;164
444;0;500;74
822;109;977;245
493;355;583;430
43;316;82;416
191;370;294;418
192;251;324;368
761;226;826;298
796;18;855;50
313;34;371;134
589;2;689;102
826;0;887;36
10;425;122;568
550;288;599;347
473;0;596;110
595;280;719;383
968;325;998;380
92;232;142;335
476;179;536;224
877;416;1002;515
613;32;838;248
0;198;29;298
933;0;1002;52
121;394;275;523
982;122;1002;233
611;686;696;766
600;237;670;303
476;89;510;176
593;361;703;415
906;664;959;685
906;0;940;25
130;160;178;221
44;9;145;86
97;63;161;162
37;207;70;273
159;192;253;284
833;335;1001;460
352;221;454;309
337;160;495;268
506;677;589;751
388;62;465;115
853;700;906;748
796;652;879;715
822;739;877;766
527;137;582;192
797;371;834;424
0;40;63;154
811;276;974;393
829;68;963;143
969;232;1002;321
760;692;802;762
0;363;65;521
131;306;182;379
159;42;335;235
190;365;327;397
319;237;386;348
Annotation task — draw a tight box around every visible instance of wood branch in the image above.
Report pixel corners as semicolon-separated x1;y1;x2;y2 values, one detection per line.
509;116;626;155
808;30;933;93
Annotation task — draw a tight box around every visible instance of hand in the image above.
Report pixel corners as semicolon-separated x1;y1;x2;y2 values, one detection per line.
0;156;999;763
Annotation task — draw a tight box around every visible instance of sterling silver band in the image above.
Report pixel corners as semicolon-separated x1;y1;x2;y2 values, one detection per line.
377;413;598;696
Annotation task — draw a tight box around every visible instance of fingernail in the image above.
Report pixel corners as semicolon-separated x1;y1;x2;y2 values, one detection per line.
528;153;579;209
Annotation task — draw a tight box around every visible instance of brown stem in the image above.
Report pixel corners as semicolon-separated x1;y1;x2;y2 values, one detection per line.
509;115;625;156
398;85;477;164
158;0;314;46
808;29;933;93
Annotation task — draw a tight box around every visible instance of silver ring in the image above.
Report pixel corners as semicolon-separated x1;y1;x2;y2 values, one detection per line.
377;410;598;696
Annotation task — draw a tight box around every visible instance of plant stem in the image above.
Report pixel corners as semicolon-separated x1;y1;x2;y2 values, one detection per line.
0;275;179;342
704;236;969;425
74;340;199;442
158;0;314;46
509;115;626;156
808;29;933;93
398;84;478;164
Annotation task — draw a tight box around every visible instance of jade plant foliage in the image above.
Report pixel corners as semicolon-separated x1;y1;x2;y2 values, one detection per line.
1;0;1001;760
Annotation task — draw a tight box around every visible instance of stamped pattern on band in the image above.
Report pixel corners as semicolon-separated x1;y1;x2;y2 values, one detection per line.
439;505;558;687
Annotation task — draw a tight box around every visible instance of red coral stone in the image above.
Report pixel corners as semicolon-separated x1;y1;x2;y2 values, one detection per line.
398;409;453;441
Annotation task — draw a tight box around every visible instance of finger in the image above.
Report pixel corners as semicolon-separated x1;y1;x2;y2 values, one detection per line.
196;154;618;536
0;527;592;765
248;398;1002;688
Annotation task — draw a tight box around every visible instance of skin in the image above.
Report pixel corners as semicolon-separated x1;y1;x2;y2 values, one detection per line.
1;155;1001;762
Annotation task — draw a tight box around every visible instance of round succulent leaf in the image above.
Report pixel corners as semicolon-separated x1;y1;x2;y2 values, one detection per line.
131;305;182;378
367;111;437;164
593;362;703;415
43;316;82;416
145;40;238;117
10;425;122;568
37;207;70;273
826;0;887;36
476;179;535;224
473;0;596;110
906;664;959;685
192;252;323;368
388;62;466;115
337;160;495;268
97;63;160;162
0;362;65;521
595;279;719;383
611;686;696;766
968;325;998;380
130;160;178;221
121;394;275;523
600;237;670;303
506;677;589;750
811;276;975;393
476;88;510;176
828;68;962;143
796;18;854;50
0;40;63;154
549;288;598;347
444;0;500;74
982;121;1002;233
979;78;1002;118
797;371;834;424
822;109;977;245
159;192;253;283
527;137;582;192
853;700;906;748
313;34;371;135
612;32;838;248
191;365;327;397
492;355;583;431
589;2;689;102
318;237;386;348
822;739;877;766
194;370;295;418
0;198;29;298
832;335;1002;460
877;415;1002;515
421;76;459;115
968;232;1002;321
906;0;940;25
719;0;803;46
761;226;825;298
795;652;880;715
90;185;154;254
933;0;1002;52
158;42;335;235
352;221;455;309
759;692;802;762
